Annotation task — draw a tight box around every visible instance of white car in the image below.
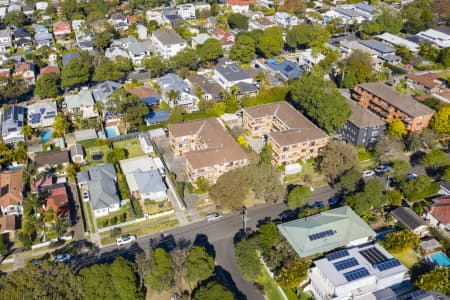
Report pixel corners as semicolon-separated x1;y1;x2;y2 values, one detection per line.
82;191;89;201
116;235;136;246
206;213;223;222
362;170;375;177
54;254;71;263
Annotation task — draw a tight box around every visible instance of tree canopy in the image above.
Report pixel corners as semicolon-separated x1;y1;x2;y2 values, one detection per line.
430;105;450;134
229;35;256;64
192;281;235;300
318;141;359;183
386;119;408;138
416;267;450;295
228;13;249;30
184;246;215;284
257;27;284;58
61;54;92;88
287;185;312;208
286;23;330;51
34;73;60;98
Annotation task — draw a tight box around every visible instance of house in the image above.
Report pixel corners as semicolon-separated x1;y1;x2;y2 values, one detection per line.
352;83;435;132
359;39;401;64
0;169;24;215
92;81;122;103
44;186;70;219
76;164;120;218
33;150;70;172
278;206;376;257
0;29;11;53
307;243;408;300
177;4;196;20
146;10;166;26
139;134;153;154
391;207;428;236
14;62;35;84
64;89;98;119
342;98;386;147
151;29;187;59
377;32;420;53
214;62;253;89
136;24;147;40
406;72;447;94
12;27;32;49
128;41;150;65
416;28;450;48
119;156;166;201
186;74;222;100
157;73;199;111
439;181;450;195
212;28;234;50
0;215;17;239
27;101;57;128
69;144;85;164
75;30;94;51
1;105;26;144
168;118;249;184
266;59;303;81
34;26;53;49
298;49;326;72
227;0;255;13
105;46;130;61
243;101;328;165
322;8;366;25
425;197;450;231
39;66;60;76
249;17;276;30
126;86;161;106
61;52;80;67
273;12;298;28
53;20;71;38
144;110;171;125
353;2;375;20
36;2;48;10
191;33;211;48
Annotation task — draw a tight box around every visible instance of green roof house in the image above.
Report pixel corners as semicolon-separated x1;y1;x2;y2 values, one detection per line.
278;206;376;258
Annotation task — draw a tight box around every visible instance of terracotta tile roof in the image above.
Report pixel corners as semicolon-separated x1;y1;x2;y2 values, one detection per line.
40;66;60;75
14;62;31;73
0;169;23;208
168;118;249;169
212;28;234;46
429;197;450;225
53;21;71;32
406;72;445;90
127;15;137;24
31;176;53;192
0;215;16;232
46;186;70;218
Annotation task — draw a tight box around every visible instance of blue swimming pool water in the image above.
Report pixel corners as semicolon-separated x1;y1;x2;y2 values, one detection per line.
105;126;119;138
430;251;450;267
41;128;54;143
6;164;24;170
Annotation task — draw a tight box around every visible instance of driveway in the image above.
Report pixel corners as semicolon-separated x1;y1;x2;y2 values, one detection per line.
68;181;85;240
246;136;265;153
154;136;186;180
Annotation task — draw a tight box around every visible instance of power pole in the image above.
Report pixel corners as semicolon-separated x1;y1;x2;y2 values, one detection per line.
241;206;248;235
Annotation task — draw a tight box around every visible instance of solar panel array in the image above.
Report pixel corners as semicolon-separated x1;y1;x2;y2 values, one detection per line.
359;247;388;265
374;258;401;271
326;249;349;261
334;258;359;271
308;229;336;241
343;267;370;282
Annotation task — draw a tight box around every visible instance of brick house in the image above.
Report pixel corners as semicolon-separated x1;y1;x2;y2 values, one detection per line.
352;82;435;132
168;118;249;184
406;72;447;94
0;169;24;215
242;101;328;165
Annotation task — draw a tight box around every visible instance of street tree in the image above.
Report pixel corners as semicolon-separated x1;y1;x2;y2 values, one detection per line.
258;222;280;252
34;72;60;98
287;185;312;208
235;238;262;282
391;159;411;180
336;169;362;193
400;174;440;201
145;248;174;292
192;281;235;300
318;141;359;183
346;179;385;213
374;135;404;164
185;246;215;285
421;149;450;170
209;169;249;210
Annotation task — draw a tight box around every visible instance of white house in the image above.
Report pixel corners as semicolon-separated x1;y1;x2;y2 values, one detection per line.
416;29;450;48
151;29;187;59
0;29;11;53
64;89;98;119
127;41;150;65
1;105;26;144
36;1;48;10
213;62;253;89
136;24;148;40
27;101;57;128
273;12;298;28
177;4;196;20
377;32;420;53
322;8;365;25
298;49;326;72
307;244;408;300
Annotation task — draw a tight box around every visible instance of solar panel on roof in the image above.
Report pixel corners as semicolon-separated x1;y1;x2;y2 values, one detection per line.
308;229;336;241
326;249;349;261
343;267;370;282
334;258;359;271
359;247;388;265
374;258;401;271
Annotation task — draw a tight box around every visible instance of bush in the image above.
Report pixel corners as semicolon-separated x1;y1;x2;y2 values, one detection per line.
111;227;122;237
382;230;420;253
130;197;144;218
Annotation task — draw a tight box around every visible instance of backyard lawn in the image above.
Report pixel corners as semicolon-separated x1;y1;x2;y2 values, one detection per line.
391;248;418;269
113;138;145;158
85;145;112;166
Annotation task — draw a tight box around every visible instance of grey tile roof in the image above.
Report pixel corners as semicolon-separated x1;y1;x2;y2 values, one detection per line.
92;81;122;103
128;41;148;56
1;105;26;137
215;62;251;82
346;98;385;128
134;169;166;195
64;90;94;109
335;8;363;18
157;73;192;95
84;164;120;210
359;39;395;54
354;3;375;13
152;29;185;45
391;207;427;231
61;52;80;67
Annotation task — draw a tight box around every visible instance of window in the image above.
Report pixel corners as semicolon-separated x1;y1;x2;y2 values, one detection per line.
283;146;289;151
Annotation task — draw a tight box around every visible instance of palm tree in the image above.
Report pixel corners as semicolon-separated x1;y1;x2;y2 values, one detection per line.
166;89;180;104
21;124;33;140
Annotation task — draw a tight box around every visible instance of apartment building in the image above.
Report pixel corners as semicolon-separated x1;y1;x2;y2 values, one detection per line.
242;101;328;165
168;118;249;184
352;82;435;132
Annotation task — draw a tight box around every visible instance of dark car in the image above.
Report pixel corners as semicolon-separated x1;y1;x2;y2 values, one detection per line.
313;201;324;209
328;195;345;206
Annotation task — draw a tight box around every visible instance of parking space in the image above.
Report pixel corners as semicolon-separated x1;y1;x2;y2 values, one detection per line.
246;135;265;153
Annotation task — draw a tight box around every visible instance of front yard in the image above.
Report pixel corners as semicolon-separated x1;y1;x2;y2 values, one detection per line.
143;199;172;215
113;138;145;158
96;202;135;228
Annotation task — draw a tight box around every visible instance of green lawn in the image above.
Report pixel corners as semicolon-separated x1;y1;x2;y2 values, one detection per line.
82;201;96;233
96;203;133;228
284;161;327;187
100;219;179;245
85;145;112;166
113;138;145;158
391;248;418;269
257;266;285;300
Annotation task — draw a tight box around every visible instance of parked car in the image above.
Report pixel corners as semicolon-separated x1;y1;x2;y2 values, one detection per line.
116;235;136;246
328;195;345;206
53;254;71;263
82;191;89;201
407;173;418;180
206;213;223;222
312;201;324;209
362;170;375;177
375;165;390;174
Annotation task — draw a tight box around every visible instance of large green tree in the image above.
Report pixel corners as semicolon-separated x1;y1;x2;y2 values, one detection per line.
400;174;440;201
197;38;223;66
94;58;122;82
337;169;362;193
228;13;249;30
193;281;235;300
145;248;174;292
34;72;60;98
286;23;330;50
185;246;215;284
337;50;373;88
235;238;262;282
290;74;350;133
346;179;385;213
143;56;166;78
257;26;284;58
61;54;92;88
4;11;26;27
421;149;450;170
229;35;256;64
318;141;359;183
287;185;311;208
416;267;450;295
430;105;450;134
382;230;420;253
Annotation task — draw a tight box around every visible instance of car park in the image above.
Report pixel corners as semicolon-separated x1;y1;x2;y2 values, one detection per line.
362;170;375;177
375;165;390;174
53;254;71;263
116;235;136;246
206;213;223;222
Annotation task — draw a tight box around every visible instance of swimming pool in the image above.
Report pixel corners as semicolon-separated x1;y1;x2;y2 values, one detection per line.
430;251;450;267
41;128;54;143
105;126;120;138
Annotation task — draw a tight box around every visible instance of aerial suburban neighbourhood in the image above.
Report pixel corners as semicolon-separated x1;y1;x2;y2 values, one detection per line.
0;0;448;299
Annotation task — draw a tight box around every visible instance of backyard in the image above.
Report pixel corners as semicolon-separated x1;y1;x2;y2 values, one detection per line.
113;138;145;158
85;145;112;166
391;248;419;269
